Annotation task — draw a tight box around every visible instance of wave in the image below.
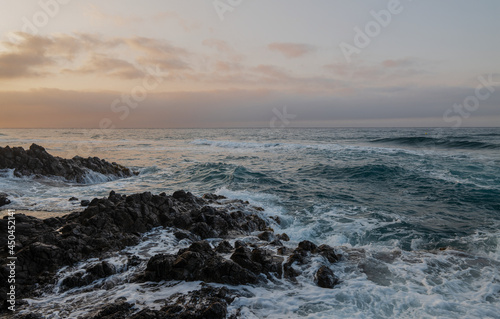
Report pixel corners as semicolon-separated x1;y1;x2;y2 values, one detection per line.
180;162;283;190
191;139;282;149
0;167;122;185
298;163;410;181
371;137;500;150
80;169;121;184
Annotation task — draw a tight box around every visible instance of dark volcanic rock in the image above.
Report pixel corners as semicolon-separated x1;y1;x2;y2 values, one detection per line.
0;144;136;183
315;265;339;288
276;233;290;241
215;240;233;254
283;241;340;281
81;200;90;207
86;301;134;318
0;190;269;306
0;193;10;207
257;231;275;242
144;241;258;285
85;286;233;319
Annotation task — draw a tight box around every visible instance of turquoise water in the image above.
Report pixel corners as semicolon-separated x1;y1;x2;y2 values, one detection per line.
1;128;500;318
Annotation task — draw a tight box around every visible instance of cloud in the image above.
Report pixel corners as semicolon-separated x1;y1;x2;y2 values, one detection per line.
382;58;416;68
268;42;315;58
2;85;499;128
0;33;55;78
64;54;145;79
0;32;189;80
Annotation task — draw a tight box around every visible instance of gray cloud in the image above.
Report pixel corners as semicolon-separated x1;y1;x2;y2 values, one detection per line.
1;86;498;128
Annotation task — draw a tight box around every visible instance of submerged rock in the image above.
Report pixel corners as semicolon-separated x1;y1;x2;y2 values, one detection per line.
0;144;136;183
0;193;10;207
315;265;339;288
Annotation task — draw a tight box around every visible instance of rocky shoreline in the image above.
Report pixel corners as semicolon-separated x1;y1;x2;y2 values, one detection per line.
0;145;342;318
1;190;342;318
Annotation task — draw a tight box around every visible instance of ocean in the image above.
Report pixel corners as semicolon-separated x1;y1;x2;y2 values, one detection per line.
1;127;500;318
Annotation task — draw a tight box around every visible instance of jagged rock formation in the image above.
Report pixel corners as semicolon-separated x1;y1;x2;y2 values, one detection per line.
0;144;136;183
1;190;341;317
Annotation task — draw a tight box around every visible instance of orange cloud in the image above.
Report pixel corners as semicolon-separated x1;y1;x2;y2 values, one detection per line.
268;42;315;58
64;54;145;79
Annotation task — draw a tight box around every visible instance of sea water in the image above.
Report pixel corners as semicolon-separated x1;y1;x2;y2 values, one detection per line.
1;128;499;318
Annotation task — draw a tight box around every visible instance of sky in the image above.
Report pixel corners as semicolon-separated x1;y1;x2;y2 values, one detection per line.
0;0;499;128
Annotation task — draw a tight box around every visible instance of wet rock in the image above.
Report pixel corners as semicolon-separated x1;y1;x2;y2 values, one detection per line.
119;286;234;319
174;229;199;241
230;246;261;273
13;314;44;319
251;248;284;278
202;193;227;201
257;231;275;242
283;241;339;281
81;200;90;207
298;240;317;252
0;193;11;207
234;240;246;249
87;261;116;278
215;240;233;254
315;265;339;288
277;246;291;255
144;241;258;285
269;239;283;246
0;144;136;183
60;261;117;291
86;301;134;318
276;233;290;241
69;197;79;201
316;244;340;263
0;190;269;304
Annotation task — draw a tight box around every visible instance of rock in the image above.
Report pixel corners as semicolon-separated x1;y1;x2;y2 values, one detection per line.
316;244;340;263
250;248;284;278
298;240;317;252
277;247;291;255
81;200;90;207
69;197;79;201
0;190;269;304
276;233;290;241
144;241;258;285
0;189;346;316
257;231;275;242
230;246;261;273
86;301;134;318
315;265;339;288
0;193;10;207
0;144;137;183
96;286;233;319
60;261;117;291
87;261;116;278
215;240;233;254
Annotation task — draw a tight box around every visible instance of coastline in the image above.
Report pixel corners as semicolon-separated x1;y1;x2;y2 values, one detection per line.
1;135;499;318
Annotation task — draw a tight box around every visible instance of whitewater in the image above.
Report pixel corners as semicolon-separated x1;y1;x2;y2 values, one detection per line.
1;127;499;318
